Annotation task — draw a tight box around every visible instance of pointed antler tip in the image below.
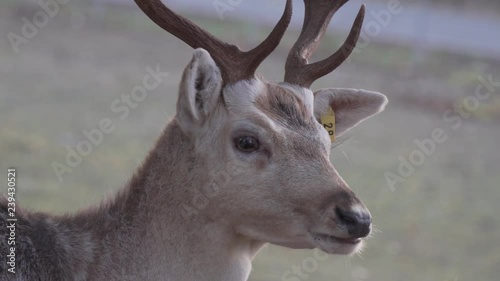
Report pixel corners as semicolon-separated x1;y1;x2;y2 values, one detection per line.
359;4;366;15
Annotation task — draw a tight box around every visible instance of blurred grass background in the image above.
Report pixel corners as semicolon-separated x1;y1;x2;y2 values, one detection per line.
1;0;499;280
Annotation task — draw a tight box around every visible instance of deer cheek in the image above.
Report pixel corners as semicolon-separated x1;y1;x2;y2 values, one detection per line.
254;157;267;170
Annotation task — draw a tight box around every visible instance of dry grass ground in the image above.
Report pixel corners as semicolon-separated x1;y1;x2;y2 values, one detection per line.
1;2;499;281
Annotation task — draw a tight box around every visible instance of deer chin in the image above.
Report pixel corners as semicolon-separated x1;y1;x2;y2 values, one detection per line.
270;240;315;250
307;232;364;255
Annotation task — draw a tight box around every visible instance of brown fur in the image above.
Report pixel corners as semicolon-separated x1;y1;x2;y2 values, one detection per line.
0;49;387;281
255;84;315;131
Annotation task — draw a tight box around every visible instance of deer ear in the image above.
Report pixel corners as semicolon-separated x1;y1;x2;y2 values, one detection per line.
313;88;388;137
176;49;222;134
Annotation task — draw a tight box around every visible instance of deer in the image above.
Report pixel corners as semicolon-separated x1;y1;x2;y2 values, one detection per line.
0;0;388;280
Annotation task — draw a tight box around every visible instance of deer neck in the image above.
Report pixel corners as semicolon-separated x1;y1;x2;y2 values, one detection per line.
83;121;263;281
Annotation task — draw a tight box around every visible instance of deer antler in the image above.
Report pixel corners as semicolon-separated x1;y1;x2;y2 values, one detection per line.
284;0;365;88
134;0;292;84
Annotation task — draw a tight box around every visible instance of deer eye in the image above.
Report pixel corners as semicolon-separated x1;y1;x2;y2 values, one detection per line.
235;136;259;152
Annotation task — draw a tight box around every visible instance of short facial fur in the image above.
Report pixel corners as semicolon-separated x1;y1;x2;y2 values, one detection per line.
175;49;388;256
0;49;387;281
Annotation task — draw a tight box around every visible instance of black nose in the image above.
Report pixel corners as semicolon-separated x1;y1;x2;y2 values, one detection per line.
335;207;372;238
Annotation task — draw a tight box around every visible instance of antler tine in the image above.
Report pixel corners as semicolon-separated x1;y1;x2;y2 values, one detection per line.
134;0;292;84
284;0;365;88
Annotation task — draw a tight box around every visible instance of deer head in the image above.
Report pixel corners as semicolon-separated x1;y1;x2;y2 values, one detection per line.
135;0;387;255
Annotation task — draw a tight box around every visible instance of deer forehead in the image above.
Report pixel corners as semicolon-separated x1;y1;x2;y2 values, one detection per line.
222;79;329;153
224;79;316;128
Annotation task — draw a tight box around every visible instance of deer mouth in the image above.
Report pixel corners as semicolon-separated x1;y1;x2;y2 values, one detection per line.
308;232;364;255
314;233;361;244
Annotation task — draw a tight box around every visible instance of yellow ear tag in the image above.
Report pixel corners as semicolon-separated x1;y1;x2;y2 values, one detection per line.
320;107;336;142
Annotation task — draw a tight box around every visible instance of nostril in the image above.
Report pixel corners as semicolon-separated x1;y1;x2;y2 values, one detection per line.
335;207;372;238
335;207;361;224
336;207;372;224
